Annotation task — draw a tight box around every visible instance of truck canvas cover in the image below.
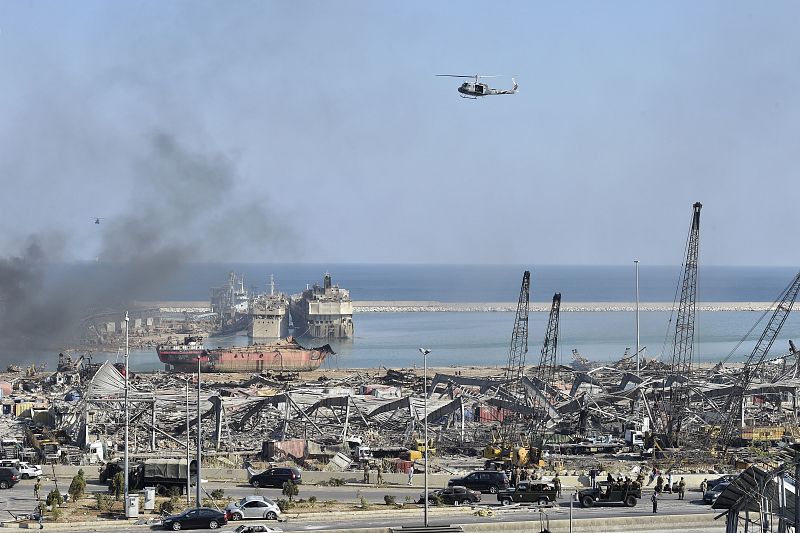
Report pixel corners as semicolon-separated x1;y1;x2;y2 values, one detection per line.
142;459;196;480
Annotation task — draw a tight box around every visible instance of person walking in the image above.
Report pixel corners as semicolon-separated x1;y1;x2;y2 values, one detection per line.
553;474;562;498
678;477;686;500
363;464;370;484
655;475;664;494
667;472;674;494
406;464;414;486
34;477;41;501
376;464;384;486
700;478;708;494
651;491;658;513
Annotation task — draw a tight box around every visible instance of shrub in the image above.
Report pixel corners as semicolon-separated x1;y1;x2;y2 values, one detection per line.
168;485;182;497
50;506;63;522
46;489;63;507
282;480;299;502
383;495;396;506
433;494;444;507
95;493;114;512
69;473;87;501
276;498;290;512
160;497;181;515
358;495;370;510
327;477;346;486
308;495;317;507
210;489;225;500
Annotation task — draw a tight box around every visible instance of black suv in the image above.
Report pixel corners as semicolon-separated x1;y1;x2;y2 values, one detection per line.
249;467;302;488
448;470;510;494
0;467;20;489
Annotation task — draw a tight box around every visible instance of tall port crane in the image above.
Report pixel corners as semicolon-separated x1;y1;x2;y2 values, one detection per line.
529;293;561;446
717;270;800;454
499;270;531;446
664;202;702;446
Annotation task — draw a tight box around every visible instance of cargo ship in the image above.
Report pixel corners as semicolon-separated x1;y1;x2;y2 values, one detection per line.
156;336;210;371
156;336;333;373
290;273;354;338
248;276;290;338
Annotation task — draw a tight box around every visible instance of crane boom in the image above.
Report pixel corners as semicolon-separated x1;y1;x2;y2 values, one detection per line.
717;270;800;453
499;271;530;445
530;292;561;445
665;202;702;445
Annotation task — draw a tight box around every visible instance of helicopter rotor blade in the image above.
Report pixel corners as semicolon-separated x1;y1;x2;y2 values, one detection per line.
435;74;505;78
435;74;475;78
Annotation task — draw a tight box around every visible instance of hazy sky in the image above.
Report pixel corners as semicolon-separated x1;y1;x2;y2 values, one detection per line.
1;1;799;265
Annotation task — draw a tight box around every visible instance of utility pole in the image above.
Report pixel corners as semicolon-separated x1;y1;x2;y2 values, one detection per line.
419;348;431;528
123;312;130;515
635;260;640;376
196;355;202;507
186;379;190;504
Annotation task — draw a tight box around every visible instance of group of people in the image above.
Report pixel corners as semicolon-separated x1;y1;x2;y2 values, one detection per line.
649;468;687;500
509;466;542;486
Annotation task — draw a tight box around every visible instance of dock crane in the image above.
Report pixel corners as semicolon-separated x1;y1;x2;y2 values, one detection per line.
529;292;561;447
485;271;534;465
660;202;702;447
717;270;800;454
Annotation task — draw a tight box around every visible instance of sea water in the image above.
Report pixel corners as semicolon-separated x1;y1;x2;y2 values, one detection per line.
16;264;800;370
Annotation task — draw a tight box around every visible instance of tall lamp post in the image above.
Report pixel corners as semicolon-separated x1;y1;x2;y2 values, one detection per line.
418;348;431;527
634;260;640;376
123;312;130;515
196;355;202;507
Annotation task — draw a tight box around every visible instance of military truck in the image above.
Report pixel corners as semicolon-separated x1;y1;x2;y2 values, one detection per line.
100;458;197;495
497;481;558;506
578;481;641;507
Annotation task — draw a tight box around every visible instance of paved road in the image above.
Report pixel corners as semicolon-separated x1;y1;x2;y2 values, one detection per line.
0;477;719;531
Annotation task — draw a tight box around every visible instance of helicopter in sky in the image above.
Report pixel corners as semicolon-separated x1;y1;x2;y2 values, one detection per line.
436;74;518;99
94;217;103;224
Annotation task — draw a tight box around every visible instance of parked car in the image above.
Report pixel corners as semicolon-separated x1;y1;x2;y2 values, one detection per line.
0;467;21;489
0;460;41;480
497;481;558;506
234;525;283;533
417;486;480;505
249;467;302;488
225;495;281;521
162;507;227;530
447;470;510;494
704;481;731;504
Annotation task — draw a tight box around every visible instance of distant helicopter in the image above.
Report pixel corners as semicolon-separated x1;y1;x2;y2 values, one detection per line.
94;217;103;224
436;74;518;99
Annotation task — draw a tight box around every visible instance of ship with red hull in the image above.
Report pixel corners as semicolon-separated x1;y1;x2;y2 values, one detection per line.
157;336;333;373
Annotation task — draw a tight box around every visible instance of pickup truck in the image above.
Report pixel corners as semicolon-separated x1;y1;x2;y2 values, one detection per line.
0;460;42;480
578;481;641;507
497;481;558;506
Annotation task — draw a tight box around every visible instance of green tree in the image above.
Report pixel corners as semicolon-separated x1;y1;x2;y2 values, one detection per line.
282;481;299;502
109;472;124;500
46;489;63;507
69;472;87;501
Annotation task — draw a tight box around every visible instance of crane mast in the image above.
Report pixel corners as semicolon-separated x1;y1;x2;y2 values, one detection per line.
665;202;702;445
717;270;800;453
499;270;530;445
530;292;561;446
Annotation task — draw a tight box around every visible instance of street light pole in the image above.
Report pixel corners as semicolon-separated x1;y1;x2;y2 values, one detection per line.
419;348;431;528
123;312;130;514
196;355;202;507
186;378;190;504
635;260;640;376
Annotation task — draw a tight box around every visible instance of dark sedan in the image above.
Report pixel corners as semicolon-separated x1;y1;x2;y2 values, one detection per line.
162;507;227;530
249;467;302;488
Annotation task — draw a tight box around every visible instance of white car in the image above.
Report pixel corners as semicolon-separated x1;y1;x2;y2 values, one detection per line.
224;496;281;521
0;460;42;480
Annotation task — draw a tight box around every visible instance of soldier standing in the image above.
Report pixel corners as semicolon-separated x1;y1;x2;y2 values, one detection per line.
553;474;562;497
678;477;686;500
651;491;658;513
363;464;370;484
34;477;41;501
376;464;384;485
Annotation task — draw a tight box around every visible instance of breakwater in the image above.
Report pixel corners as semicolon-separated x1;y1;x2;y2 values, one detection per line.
352;301;779;312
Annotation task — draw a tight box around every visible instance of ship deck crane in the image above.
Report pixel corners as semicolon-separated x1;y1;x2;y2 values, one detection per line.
717;270;800;454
